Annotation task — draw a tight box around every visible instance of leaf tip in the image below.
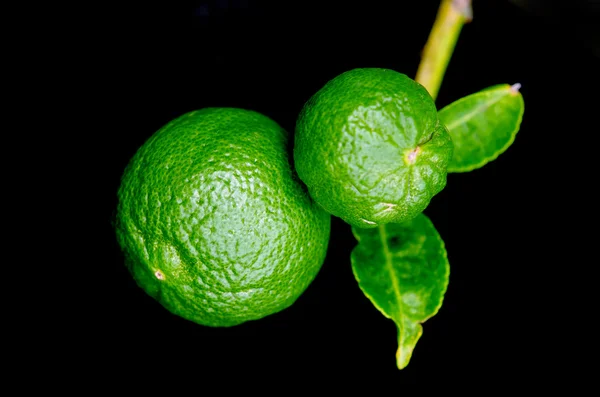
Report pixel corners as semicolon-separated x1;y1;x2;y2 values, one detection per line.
395;344;414;370
396;323;425;370
510;83;522;95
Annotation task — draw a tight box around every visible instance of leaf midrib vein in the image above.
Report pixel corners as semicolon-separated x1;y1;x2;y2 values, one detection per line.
378;224;404;331
443;93;507;130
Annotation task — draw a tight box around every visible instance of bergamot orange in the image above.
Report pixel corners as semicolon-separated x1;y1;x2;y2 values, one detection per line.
294;68;453;228
115;108;331;327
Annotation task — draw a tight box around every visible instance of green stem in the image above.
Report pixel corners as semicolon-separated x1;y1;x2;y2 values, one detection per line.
415;0;473;100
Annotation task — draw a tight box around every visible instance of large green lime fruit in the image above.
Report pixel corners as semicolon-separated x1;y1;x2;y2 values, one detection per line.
115;108;331;327
294;68;453;228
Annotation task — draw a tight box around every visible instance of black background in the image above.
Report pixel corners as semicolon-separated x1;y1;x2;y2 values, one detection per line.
95;0;598;386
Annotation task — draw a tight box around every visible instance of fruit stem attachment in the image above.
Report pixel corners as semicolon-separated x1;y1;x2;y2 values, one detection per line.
415;0;473;100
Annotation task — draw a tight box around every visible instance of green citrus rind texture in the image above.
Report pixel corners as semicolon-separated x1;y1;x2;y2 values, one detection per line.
294;68;453;228
115;108;331;327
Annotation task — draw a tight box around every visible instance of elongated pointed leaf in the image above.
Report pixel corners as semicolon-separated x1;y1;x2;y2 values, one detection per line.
439;83;524;172
350;213;449;369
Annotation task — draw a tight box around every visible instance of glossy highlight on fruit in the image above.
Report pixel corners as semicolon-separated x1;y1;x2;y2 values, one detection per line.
294;68;453;228
115;108;331;327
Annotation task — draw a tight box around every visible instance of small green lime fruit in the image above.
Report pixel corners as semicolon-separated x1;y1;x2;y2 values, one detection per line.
115;108;331;327
294;68;453;228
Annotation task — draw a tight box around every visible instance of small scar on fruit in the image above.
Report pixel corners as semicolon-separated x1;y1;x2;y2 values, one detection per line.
405;147;422;165
155;270;165;280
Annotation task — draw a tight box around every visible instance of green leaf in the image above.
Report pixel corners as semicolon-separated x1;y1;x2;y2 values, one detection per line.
438;83;525;172
350;213;449;369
